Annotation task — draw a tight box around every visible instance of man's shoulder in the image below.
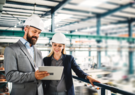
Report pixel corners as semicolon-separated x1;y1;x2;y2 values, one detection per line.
4;41;20;54
6;41;19;49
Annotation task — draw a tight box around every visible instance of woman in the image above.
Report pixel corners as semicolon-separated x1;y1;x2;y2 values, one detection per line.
43;32;100;95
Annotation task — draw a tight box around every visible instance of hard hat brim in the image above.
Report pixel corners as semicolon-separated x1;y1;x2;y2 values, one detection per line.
51;41;66;45
30;25;42;31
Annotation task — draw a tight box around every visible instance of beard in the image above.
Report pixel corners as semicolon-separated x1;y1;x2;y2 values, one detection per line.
27;32;38;45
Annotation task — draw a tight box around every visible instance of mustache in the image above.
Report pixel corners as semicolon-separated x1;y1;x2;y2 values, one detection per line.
31;36;37;40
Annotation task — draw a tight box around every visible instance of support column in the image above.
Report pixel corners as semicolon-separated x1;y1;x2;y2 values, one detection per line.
50;9;55;53
89;46;91;57
70;39;72;55
101;88;105;95
88;45;91;61
96;17;101;69
70;31;74;55
22;27;24;31
51;9;55;32
128;20;132;37
105;33;107;56
97;17;100;35
49;38;51;53
97;50;101;68
119;40;122;57
128;19;133;74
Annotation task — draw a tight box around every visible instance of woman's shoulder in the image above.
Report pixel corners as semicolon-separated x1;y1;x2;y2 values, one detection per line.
43;56;51;61
63;54;74;59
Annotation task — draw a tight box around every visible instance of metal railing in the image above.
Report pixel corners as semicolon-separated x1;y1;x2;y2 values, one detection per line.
72;75;135;95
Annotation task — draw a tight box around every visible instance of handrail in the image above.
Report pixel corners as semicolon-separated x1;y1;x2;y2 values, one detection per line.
72;75;135;95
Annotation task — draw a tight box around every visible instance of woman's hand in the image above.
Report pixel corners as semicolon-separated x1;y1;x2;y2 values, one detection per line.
86;76;100;87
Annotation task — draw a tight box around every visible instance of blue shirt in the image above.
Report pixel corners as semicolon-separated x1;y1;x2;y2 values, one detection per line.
20;37;34;59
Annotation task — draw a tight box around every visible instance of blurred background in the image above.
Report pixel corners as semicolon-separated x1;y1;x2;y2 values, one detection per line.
0;0;135;95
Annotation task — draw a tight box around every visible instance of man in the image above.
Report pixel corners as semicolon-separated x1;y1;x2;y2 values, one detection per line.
4;15;49;95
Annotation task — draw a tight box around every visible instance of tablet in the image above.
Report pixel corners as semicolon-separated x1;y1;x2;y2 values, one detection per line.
39;66;64;80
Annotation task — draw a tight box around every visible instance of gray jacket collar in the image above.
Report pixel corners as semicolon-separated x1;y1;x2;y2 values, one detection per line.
17;40;37;70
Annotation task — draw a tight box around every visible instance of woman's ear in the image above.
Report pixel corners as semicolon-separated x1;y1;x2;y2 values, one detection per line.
63;45;65;49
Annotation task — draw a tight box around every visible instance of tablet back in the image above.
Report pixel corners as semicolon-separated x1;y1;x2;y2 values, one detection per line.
39;66;64;80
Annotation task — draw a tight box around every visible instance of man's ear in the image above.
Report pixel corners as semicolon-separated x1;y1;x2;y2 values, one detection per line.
24;26;28;34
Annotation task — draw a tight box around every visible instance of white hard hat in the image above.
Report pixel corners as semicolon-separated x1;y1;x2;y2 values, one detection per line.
51;32;66;44
23;14;44;31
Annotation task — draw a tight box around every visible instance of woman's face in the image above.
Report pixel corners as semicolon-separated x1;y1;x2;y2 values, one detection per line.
52;43;65;55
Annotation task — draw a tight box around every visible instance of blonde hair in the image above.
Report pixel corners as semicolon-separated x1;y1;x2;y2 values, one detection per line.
47;45;66;57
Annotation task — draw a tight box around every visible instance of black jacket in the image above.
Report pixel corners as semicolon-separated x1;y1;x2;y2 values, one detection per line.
42;54;88;95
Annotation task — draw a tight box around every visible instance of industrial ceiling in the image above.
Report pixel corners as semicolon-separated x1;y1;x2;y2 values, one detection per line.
0;0;135;35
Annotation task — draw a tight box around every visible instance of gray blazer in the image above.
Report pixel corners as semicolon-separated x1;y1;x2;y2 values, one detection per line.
4;40;44;95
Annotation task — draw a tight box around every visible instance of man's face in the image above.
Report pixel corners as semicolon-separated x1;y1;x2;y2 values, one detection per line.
26;26;41;45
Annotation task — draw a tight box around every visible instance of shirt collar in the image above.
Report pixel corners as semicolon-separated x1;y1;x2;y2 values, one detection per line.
20;37;33;48
52;54;63;61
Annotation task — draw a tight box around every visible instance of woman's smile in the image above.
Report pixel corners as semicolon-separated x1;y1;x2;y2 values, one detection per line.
54;50;59;52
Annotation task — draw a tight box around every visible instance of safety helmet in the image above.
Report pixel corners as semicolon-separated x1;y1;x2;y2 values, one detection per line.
51;32;66;44
23;14;44;31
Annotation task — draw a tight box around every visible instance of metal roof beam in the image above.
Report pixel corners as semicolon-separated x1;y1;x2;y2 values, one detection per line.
0;20;18;23
57;17;95;28
110;18;135;24
0;0;6;17
93;7;110;10
2;10;41;15
41;0;71;17
56;2;135;30
132;6;135;8
100;2;135;17
2;11;22;22
105;1;120;6
120;11;135;15
0;24;17;27
6;1;53;9
3;6;47;12
41;0;61;3
68;3;109;10
108;31;127;35
61;8;99;14
107;27;135;35
0;18;16;20
102;26;135;34
110;15;128;19
75;18;135;32
57;12;91;17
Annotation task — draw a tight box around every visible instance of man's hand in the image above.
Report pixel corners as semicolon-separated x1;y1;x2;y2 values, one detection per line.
35;70;49;80
87;76;100;87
